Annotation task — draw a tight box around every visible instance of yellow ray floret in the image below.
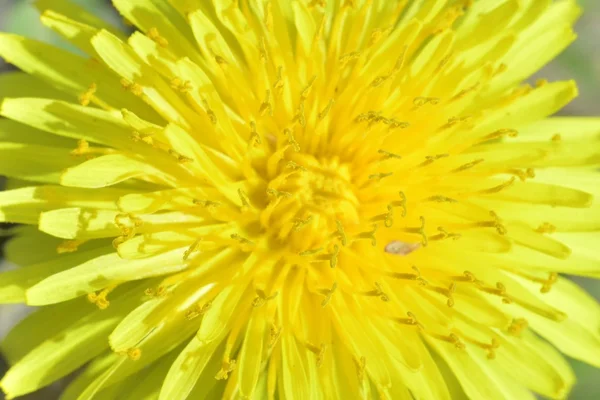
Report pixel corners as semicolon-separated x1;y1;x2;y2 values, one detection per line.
0;0;598;399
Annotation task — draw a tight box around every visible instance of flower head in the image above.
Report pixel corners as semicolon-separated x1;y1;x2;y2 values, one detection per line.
0;0;599;399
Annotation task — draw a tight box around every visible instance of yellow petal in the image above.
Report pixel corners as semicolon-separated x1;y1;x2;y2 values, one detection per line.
491;181;592;208
1;298;89;364
0;33;159;119
0;245;112;303
0;71;72;101
61;154;165;189
4;227;65;266
116;348;182;400
39;10;101;56
517;276;600;367
0;283;145;399
26;249;187;305
39;208;120;239
0;98;163;156
280;333;311;400
498;331;575;398
0;118;73;148
238;306;268;398
159;337;220;400
91;30;200;127
486;0;580;95
34;0;125;38
111;0;200;62
0;142;79;183
0;185;125;224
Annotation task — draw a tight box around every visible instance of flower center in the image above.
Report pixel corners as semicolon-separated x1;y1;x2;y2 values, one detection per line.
260;152;360;254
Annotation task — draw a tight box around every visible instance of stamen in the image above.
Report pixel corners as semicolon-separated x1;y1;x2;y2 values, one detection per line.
215;358;236;380
413;97;441;108
378;149;402;160
78;83;97;106
427;332;465;350
319;282;338;307
130;131;153;144
507;318;528;337
315;245;340;268
269;325;282;347
87;285;117;310
259;89;273;116
71;139;90;156
473;177;516;195
299;247;324;256
170;77;193;93
451;82;480;101
294;101;306;127
551;133;562;142
230;233;255;249
318;99;335;120
339;51;361;67
354;224;378;246
56;239;86;254
388;119;410;129
506;168;535;181
370;204;394;227
427;283;456;307
361;282;389;302
418;154;449;168
273;66;284;96
354;356;366;382
463;336;500;360
147;27;169;47
535;222;556;234
450;271;484;286
335;220;348;246
263;2;273;32
423;195;457;203
389;191;407;217
120;79;144;96
183;239;202;261
440;116;472;130
168;149;194;163
428;227;461;241
452;158;484;173
305;342;327;367
249;121;262;146
286;161;307;172
283;128;301;152
400;216;428;246
193;199;222;209
202;99;218;125
293;215;314;231
237;188;252;211
185;301;212;320
144;285;168;298
301;76;317;100
481;128;518;142
118;348;142;361
252;288;279;307
394;312;424;330
387;266;426;285
368;172;394;181
267;188;293;199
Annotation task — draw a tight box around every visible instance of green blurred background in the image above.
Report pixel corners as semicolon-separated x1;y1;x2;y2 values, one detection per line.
0;0;599;398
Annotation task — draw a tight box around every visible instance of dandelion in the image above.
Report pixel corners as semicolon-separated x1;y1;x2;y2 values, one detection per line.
0;0;599;399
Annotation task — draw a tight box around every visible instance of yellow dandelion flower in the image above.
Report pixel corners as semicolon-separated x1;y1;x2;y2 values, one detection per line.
0;0;599;399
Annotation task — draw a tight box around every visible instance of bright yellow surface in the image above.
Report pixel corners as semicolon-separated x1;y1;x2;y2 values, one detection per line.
0;1;598;399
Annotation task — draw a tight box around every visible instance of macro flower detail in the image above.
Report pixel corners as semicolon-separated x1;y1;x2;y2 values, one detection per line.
0;0;599;399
